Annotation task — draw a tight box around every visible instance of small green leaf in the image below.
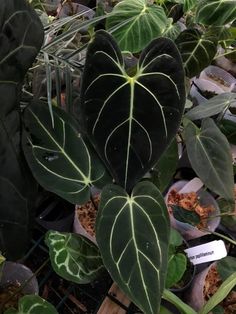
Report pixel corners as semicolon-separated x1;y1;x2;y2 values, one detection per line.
186;93;236;120
45;231;105;284
96;181;170;314
169;228;184;247
23;102;111;204
211;305;224;314
106;0;168;52
151;138;179;193
217;198;236;229
166;252;187;288
172;205;201;225
195;0;236;26
176;29;217;77
4;295;58;314
184;118;234;202
199;272;236;314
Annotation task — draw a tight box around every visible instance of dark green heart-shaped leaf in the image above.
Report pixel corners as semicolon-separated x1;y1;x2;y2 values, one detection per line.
172;205;201;225
184;118;234;202
45;231;105;284
151;137;179;193
195;0;236;26
23;102;110;204
176;29;217;77
186;93;236;120
80;30;185;191
106;0;168;53
96;181;170;314
4;295;58;314
0;0;43;259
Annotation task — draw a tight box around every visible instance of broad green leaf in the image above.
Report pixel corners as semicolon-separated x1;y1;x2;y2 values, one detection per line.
0;0;43;259
217;256;236;281
45;231;105;284
199;272;236;314
186;93;236;120
4;295;58;314
151;138;179;193
176;29;217;77
96;181;170;314
80;30;185;191
184;118;234;202
195;0;236;26
23;102;110;204
162;289;197;314
106;0;168;53
172;205;201;225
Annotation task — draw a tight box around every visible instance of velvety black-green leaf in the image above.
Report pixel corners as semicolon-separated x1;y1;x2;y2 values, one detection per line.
186;93;236;120
195;0;236;26
96;181;170;314
80;30;185;191
106;0;168;53
176;29;217;77
45;231;105;284
151;137;179;192
0;0;43;259
23;102;111;204
172;205;201;225
184;118;234;202
4;295;58;314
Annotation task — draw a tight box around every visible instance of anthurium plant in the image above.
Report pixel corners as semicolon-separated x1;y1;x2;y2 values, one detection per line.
1;0;236;313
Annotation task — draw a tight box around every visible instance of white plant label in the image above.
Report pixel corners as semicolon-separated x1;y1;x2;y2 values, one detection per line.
179;177;204;194
184;240;227;265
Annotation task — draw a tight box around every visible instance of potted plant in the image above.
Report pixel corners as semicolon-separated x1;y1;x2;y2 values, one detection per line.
1;0;236;313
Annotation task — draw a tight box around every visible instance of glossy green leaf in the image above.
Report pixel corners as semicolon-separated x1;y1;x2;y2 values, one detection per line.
186;93;236;120
0;0;43;259
184;118;234;202
176;29;217;77
45;231;105;284
199;272;236;314
4;295;58;314
23;102;110;204
195;0;236;26
172;205;201;225
96;181;170;314
80;30;185;191
106;0;168;53
151;138;179;193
